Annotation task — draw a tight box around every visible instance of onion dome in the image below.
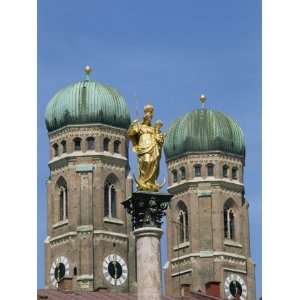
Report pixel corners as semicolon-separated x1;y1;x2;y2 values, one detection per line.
45;66;131;132
164;96;245;160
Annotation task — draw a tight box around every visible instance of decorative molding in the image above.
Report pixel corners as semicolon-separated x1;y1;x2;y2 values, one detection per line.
102;161;126;171
49;151;127;166
77;225;93;232
171;251;247;263
49;231;77;245
223;267;247;274
166;151;244;165
94;230;128;238
224;239;243;248
94;230;128;243
173;241;190;251
167;186;191;198
52;219;69;229
75;164;95;172
214;255;246;266
171;251;247;270
76;274;94;281
171;257;191;269
49;229;128;246
198;190;212;197
103;217;124;225
48;123;127;140
168;178;243;193
171;268;193;277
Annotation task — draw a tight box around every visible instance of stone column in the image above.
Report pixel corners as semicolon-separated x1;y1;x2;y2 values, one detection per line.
135;227;163;300
122;191;172;300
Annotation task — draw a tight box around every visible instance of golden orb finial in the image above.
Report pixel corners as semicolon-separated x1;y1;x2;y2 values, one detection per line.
84;65;92;75
200;94;206;108
84;65;92;81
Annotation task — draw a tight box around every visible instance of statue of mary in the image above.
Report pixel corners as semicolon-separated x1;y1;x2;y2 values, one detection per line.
127;104;165;192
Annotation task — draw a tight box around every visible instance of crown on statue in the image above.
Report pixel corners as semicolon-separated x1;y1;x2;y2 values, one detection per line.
144;104;154;114
155;119;163;127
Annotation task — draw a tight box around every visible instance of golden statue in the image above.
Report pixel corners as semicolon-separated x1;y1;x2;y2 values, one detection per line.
127;104;165;192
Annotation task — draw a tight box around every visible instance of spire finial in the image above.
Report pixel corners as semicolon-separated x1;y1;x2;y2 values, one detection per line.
200;94;206;108
84;65;92;81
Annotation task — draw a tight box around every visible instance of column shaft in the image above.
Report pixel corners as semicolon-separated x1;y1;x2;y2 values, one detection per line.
134;227;163;300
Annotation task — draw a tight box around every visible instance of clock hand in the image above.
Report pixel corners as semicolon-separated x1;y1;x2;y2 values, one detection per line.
113;261;117;284
57;264;61;282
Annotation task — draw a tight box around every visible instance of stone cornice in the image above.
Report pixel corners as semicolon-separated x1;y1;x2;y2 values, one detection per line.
171;251;247;264
224;239;243;248
94;230;128;243
48;151;127;167
49;231;77;245
166;151;244;165
76;274;94;281
171;253;247;269
48;123;127;140
77;225;93;232
168;179;244;194
93;230;128;238
171;268;193;277
48;229;129;246
52;219;69;229
103;217;125;225
223;267;247;274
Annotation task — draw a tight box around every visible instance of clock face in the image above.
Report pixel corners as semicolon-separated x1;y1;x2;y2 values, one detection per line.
50;256;70;287
102;254;128;286
224;274;247;300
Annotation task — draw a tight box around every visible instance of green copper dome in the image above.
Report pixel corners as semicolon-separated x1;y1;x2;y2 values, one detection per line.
45;80;131;132
164;108;245;160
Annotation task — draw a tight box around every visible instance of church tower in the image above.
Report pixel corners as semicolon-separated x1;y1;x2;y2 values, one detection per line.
163;98;256;300
44;67;137;292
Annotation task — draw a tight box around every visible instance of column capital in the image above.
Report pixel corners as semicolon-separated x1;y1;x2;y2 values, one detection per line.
122;191;172;230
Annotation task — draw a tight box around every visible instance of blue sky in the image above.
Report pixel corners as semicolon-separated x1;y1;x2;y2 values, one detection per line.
38;0;261;297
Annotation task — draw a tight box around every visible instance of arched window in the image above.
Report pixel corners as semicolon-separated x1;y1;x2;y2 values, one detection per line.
73;138;81;151
57;177;68;222
61;140;67;154
223;165;228;177
86;137;95;150
114;140;121;153
232;167;238;180
172;170;178;183
104;182;117;218
103;137;110;152
177;201;189;243
207;163;214;176
53;143;59;157
224;201;235;240
180;167;186;180
194;164;201;177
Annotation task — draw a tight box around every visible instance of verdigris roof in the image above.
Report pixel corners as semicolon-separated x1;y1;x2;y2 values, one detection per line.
164;108;245;160
45;80;131;132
